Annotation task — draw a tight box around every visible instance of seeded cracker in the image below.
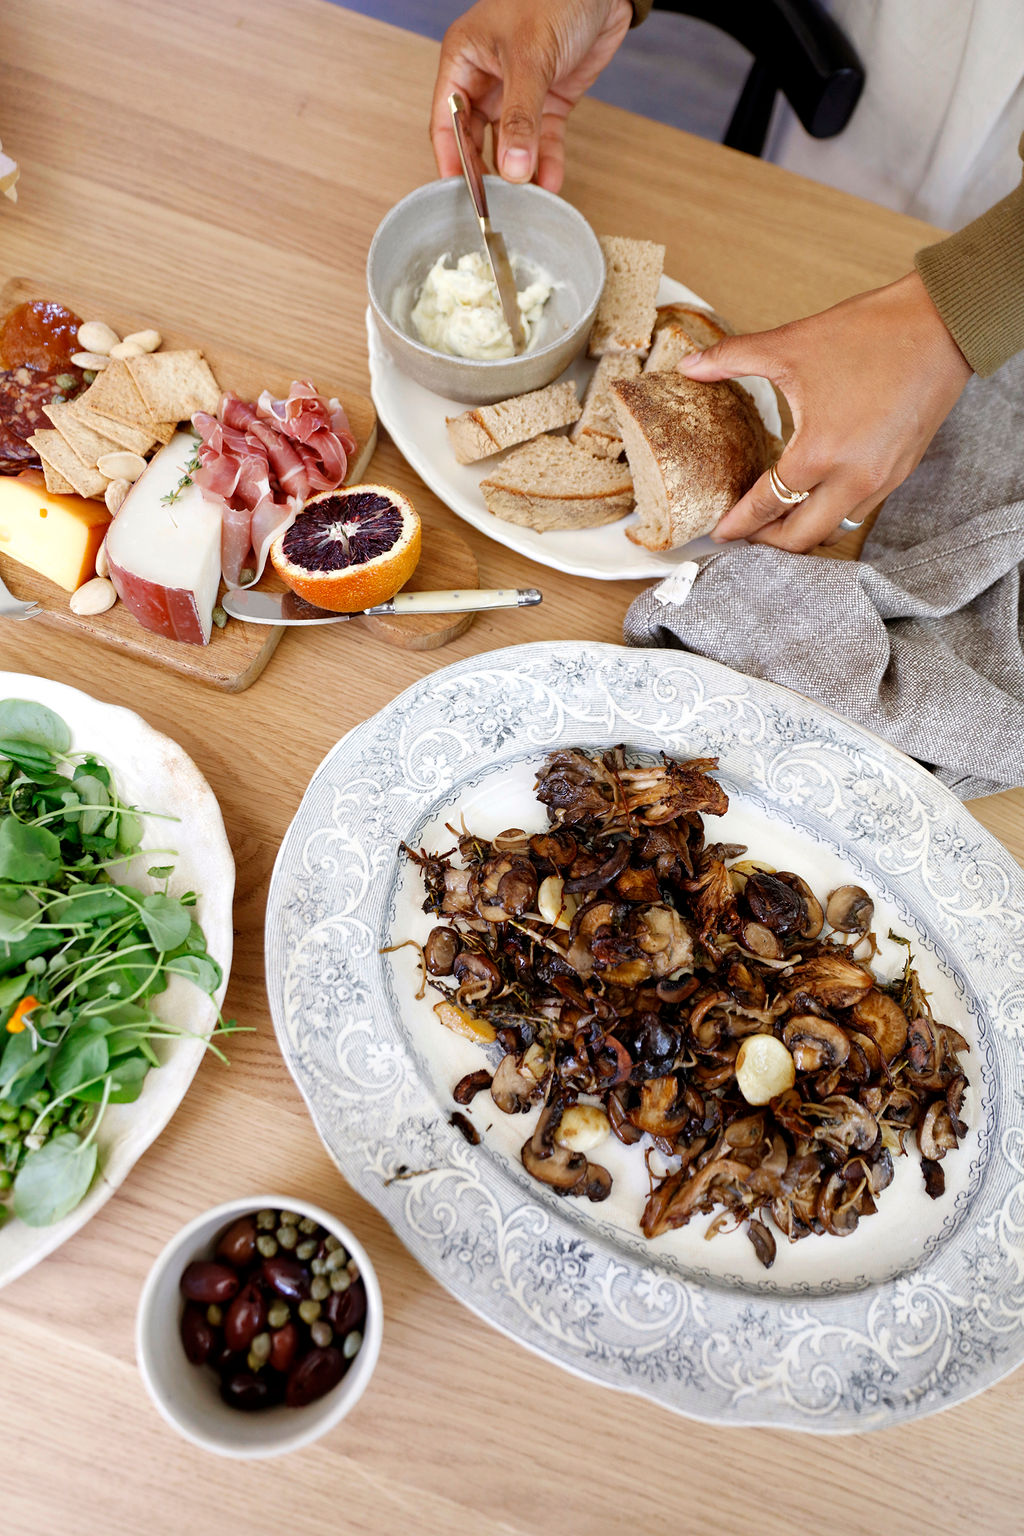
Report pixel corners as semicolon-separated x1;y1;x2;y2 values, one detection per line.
68;400;163;456
28;429;109;500
125;350;221;421
44;399;120;466
76;358;155;428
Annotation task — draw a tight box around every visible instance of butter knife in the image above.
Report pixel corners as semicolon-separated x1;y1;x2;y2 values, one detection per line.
222;587;542;626
448;91;526;354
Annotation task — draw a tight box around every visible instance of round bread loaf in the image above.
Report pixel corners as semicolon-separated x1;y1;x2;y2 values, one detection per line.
611;371;780;551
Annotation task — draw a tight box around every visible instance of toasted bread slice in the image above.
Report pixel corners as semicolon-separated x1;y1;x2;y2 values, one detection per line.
446;380;581;465
611;371;779;550
588;236;665;358
479;434;633;532
571;353;641;459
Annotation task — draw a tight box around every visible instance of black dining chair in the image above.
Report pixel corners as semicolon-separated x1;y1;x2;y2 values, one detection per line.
651;0;865;157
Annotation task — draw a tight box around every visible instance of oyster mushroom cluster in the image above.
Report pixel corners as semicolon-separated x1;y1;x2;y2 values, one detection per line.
403;748;969;1268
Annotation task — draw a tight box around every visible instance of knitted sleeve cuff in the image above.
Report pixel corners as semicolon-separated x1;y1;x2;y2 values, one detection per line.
915;148;1024;378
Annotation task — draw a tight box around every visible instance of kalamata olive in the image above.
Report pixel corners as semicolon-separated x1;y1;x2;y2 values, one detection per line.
220;1369;284;1413
324;1276;366;1336
179;1303;215;1366
209;1340;237;1374
180;1261;241;1304
261;1256;310;1300
284;1346;347;1408
215;1215;258;1267
269;1321;299;1373
223;1281;267;1352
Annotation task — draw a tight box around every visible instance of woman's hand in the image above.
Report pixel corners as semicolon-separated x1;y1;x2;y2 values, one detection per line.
676;271;973;551
430;0;633;193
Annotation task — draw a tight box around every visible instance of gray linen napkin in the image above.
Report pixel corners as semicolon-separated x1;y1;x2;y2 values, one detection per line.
622;355;1024;800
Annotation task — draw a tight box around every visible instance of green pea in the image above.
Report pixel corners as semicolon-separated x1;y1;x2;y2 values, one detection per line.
0;1124;20;1144
0;1101;18;1123
17;1109;34;1132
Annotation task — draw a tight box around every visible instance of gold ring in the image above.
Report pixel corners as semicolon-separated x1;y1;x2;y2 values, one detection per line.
768;464;810;507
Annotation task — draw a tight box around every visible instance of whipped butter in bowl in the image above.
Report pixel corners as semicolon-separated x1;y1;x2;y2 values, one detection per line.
366;177;604;406
410;251;554;361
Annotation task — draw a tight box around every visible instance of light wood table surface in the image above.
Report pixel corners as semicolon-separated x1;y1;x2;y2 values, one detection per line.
3;4;1023;1532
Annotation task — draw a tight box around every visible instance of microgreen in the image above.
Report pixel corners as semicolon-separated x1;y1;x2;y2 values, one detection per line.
0;698;237;1229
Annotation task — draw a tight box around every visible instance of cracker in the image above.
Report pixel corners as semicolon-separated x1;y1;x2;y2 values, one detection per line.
28;430;108;500
126;349;221;421
41;459;76;496
77;358;154;427
44;398;120;467
67;399;158;456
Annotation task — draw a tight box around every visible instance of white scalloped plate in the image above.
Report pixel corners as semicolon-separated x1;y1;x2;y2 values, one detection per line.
367;275;782;581
0;673;234;1287
266;642;1024;1431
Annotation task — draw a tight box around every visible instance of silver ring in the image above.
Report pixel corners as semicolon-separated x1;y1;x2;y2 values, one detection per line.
838;517;864;532
768;464;810;507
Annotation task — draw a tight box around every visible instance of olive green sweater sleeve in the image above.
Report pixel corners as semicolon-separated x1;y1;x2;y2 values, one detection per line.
915;133;1024;377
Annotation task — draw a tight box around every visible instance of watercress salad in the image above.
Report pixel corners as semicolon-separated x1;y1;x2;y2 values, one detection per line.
0;697;234;1229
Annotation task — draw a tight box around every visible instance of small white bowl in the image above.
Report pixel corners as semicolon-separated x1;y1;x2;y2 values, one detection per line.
136;1195;382;1459
367;177;605;406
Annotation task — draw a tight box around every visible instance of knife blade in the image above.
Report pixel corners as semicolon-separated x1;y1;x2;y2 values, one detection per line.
221;587;543;626
448;91;526;354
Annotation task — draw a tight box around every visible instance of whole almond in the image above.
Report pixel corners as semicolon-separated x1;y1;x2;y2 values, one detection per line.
94;537;109;579
71;351;111;371
104;477;131;515
122;328;162;352
97;451;147;483
109;338;146;360
70;577;118;616
77;320;120;355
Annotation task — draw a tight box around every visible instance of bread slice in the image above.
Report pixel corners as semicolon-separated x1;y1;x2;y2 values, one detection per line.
588;236;665;358
445;380;581;465
571;353;641;458
479;435;634;532
611;371;780;550
644;303;733;372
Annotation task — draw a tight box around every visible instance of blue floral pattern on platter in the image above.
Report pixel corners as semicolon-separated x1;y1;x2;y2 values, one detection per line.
265;642;1024;1432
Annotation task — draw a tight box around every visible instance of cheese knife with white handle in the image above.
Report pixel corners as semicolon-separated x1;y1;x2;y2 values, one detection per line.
221;586;542;626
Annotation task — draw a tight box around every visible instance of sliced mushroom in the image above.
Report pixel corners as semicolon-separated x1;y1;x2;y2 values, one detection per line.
921;1158;946;1199
614;865;662;903
607;1088;644;1145
809;1094;878;1153
747;1218;776;1268
640;1155;754;1237
424;926;460;976
817;1168;866;1236
491;1053;543;1114
917;1100;958;1160
740;922;783;960
849;988;909;1062
491;828;531;853
628;1075;689;1138
453;950;502;1006
826;885;874;936
521;1103;611;1200
453;1069;492;1105
785;955;875;1009
563;838;631;893
785;874;824;939
782;1015;851;1073
470;854;537;922
528;830;578;867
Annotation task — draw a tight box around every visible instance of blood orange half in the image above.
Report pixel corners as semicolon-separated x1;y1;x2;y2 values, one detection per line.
270;484;421;612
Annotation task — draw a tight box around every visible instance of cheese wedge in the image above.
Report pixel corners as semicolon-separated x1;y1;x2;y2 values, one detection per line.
0;472;111;592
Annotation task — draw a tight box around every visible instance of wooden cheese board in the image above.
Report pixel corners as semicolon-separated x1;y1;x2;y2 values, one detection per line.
0;276;378;691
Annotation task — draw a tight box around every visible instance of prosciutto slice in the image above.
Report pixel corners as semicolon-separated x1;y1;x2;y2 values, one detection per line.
193;380;354;586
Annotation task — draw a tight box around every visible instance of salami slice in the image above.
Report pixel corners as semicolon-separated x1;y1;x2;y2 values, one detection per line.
0;366;69;474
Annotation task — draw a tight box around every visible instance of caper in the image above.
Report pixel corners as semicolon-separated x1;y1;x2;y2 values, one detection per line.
342;1330;363;1360
256;1209;277;1231
256;1234;278;1258
297;1299;321;1325
295;1239;317;1261
279;1210;301;1227
276;1225;298;1250
298;1217;318;1235
311;1320;333;1348
310;1257;326;1276
250;1331;272;1363
324;1247;349;1273
310;1276;329;1302
323;1234;342;1253
206;1304;223;1327
267;1301;290;1330
329;1268;351;1294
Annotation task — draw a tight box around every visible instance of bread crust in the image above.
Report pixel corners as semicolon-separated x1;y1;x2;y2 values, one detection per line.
445;380;581;465
611;372;779;550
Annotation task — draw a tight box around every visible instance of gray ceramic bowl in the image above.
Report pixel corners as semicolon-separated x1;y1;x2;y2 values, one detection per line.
367;177;605;406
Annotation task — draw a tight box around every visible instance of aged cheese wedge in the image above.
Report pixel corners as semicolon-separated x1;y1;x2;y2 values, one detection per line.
0;472;111;591
105;430;222;645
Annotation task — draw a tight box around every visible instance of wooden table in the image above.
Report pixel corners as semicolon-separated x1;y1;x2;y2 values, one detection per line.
3;4;1022;1532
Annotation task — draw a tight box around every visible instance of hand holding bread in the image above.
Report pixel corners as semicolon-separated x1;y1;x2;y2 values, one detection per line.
677;271;972;551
